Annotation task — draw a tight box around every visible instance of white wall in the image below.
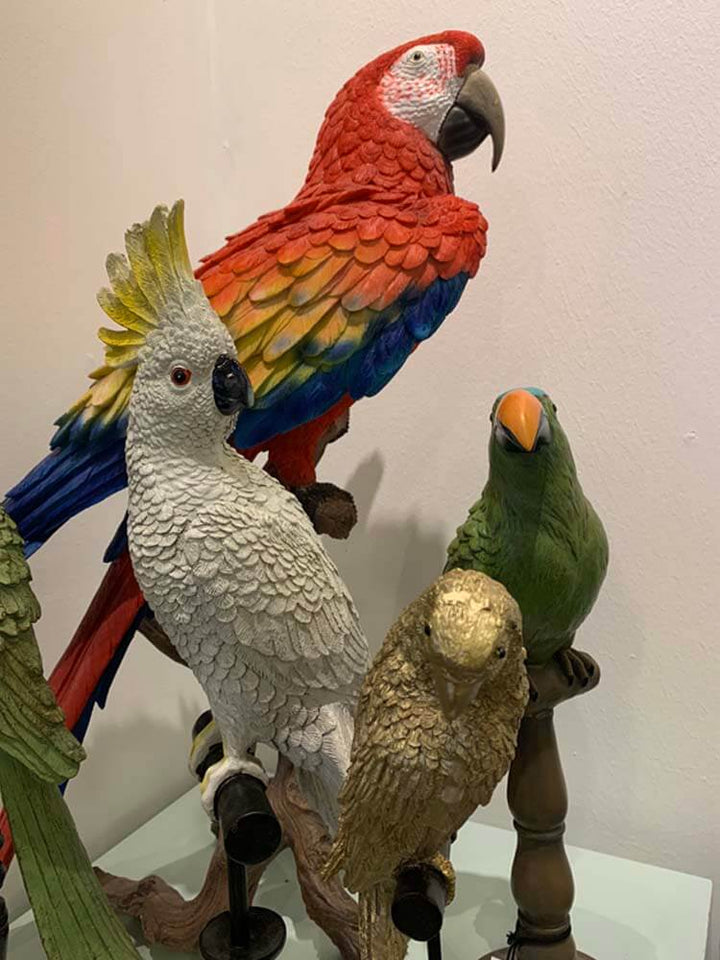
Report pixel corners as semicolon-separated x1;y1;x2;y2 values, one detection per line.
1;0;718;954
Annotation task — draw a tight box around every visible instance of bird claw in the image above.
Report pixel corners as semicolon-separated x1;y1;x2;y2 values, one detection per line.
554;648;596;688
200;755;269;819
426;851;456;904
292;482;358;539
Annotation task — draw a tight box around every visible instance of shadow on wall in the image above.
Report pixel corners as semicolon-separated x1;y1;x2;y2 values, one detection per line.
63;687;202;865
327;452;449;652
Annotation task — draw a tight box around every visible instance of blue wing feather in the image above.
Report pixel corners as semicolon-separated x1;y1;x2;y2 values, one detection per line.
233;273;469;447
5;273;469;549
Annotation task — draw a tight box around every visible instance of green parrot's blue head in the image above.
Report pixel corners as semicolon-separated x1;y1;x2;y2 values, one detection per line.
488;387;575;487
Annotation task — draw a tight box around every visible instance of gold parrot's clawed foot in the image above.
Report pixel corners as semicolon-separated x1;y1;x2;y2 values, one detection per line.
292;482;358;539
554;647;597;687
200;755;268;819
426;852;456;905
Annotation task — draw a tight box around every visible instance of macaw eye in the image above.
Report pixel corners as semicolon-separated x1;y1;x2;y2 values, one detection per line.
409;49;426;64
424;623;432;637
496;646;507;660
170;366;192;387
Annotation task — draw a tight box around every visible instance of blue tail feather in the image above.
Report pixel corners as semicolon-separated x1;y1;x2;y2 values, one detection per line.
4;425;127;555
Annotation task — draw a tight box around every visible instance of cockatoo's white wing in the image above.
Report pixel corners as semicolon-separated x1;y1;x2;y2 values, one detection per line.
181;500;369;699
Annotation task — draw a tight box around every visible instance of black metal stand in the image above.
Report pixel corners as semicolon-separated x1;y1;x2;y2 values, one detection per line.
199;774;286;960
392;862;449;959
0;895;7;960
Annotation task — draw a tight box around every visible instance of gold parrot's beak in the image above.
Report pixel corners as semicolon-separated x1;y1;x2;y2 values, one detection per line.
495;390;551;453
437;64;505;170
431;666;482;721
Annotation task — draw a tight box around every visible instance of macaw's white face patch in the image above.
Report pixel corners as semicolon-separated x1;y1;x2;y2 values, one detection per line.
380;43;463;143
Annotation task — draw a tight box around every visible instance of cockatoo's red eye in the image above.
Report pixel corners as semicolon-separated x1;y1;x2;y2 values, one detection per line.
170;366;192;387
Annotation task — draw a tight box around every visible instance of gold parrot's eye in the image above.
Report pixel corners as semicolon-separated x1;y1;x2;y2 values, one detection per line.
423;623;432;637
171;366;192;387
496;646;507;660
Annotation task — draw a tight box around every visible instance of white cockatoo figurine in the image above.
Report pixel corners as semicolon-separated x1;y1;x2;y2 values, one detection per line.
114;201;369;830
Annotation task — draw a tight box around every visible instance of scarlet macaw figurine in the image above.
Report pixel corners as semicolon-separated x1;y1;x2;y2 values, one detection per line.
1;30;504;868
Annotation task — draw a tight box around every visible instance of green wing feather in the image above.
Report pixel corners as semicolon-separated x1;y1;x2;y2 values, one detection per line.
445;493;501;576
0;509;85;783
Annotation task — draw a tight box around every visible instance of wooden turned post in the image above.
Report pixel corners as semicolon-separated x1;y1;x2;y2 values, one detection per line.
479;654;599;960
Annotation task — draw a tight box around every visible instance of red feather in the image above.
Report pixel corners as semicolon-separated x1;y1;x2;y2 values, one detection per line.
47;553;144;731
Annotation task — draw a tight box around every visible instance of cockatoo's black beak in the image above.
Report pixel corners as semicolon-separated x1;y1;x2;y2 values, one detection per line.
437;64;505;170
212;355;254;415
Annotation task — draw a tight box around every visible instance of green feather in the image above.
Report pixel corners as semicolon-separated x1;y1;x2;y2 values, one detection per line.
0;754;141;959
446;393;609;665
0;507;141;957
0;510;84;782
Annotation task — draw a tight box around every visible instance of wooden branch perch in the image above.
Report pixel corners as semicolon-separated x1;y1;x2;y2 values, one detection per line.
97;756;358;957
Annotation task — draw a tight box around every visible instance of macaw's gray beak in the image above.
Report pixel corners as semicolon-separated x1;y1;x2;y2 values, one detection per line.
437;65;505;171
212;354;254;416
430;665;482;721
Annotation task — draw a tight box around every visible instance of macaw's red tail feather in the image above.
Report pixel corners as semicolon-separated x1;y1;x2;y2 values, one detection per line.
0;551;146;874
48;551;146;737
0;810;12;871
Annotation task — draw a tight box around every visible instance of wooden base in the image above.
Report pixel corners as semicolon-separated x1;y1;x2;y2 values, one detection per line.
98;755;358;958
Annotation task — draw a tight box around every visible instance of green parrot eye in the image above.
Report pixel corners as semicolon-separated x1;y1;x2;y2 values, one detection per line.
552;403;558;413
496;646;507;660
424;623;432;637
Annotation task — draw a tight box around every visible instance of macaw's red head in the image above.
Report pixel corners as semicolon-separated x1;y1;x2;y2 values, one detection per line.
302;30;505;199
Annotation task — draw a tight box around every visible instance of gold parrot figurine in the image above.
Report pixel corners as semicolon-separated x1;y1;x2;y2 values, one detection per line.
325;568;529;959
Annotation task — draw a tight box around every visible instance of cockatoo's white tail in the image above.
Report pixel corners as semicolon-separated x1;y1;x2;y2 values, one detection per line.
295;702;355;833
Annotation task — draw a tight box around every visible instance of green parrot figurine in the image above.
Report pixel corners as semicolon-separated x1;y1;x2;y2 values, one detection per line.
445;387;609;681
0;507;140;959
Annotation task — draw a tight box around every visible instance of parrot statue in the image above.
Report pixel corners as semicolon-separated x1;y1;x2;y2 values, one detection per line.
324;568;529;960
0;507;141;959
120;200;370;829
1;29;504;869
445;388;609;679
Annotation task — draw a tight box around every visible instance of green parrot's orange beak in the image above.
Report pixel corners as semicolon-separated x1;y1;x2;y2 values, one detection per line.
496;390;545;452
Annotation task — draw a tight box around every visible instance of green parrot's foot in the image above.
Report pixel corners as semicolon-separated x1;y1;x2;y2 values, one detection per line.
555;647;597;687
292;482;358;540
